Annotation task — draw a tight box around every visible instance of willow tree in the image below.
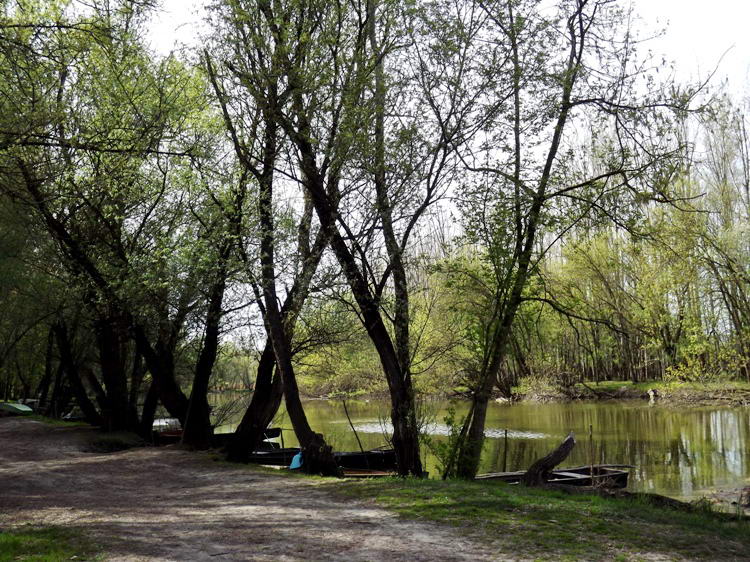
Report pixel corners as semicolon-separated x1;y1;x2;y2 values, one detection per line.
442;0;695;478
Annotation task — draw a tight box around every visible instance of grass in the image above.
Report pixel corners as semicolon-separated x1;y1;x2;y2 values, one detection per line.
333;477;750;560
0;526;98;561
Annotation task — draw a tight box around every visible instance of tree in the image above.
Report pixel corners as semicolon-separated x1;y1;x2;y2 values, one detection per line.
204;2;340;473
441;0;695;478
0;0;233;442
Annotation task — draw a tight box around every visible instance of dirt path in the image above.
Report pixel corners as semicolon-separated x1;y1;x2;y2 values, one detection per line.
0;418;498;561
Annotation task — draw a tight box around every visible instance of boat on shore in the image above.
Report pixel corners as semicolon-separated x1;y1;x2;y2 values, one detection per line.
151;424;282;447
247;447;398;471
476;464;630;488
0;402;33;417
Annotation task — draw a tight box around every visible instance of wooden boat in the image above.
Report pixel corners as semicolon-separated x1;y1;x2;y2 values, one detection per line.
0;402;33;417
247;447;398;471
476;464;630;488
334;448;397;470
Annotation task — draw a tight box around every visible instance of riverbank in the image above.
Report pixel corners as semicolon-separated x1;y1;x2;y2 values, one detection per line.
300;380;750;407
2;417;750;560
511;379;750;407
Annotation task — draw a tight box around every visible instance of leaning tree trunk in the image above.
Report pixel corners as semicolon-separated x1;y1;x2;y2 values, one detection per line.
521;432;576;487
54;322;103;427
367;0;423;478
139;379;160;439
36;325;56;412
256;114;339;477
226;342;284;462
264;305;339;476
300;163;423;476
455;343;505;479
182;261;229;450
134;326;189;424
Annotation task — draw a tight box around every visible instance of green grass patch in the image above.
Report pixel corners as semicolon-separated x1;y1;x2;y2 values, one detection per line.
0;526;98;561
333;477;750;560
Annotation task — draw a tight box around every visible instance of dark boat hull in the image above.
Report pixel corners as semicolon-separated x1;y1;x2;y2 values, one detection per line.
211;430;281;449
476;465;629;489
246;447;398;471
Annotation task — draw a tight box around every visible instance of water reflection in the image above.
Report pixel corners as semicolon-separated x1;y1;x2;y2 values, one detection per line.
217;397;750;500
351;421;546;440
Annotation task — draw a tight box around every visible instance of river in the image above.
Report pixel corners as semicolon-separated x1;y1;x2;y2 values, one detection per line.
216;397;750;501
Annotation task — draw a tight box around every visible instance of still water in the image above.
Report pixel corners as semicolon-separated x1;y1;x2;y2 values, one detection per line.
218;398;750;501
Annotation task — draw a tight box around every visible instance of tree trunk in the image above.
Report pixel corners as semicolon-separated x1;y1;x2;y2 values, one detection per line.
45;360;66;418
264;287;339;476
128;349;146;431
139;379;160;439
227;341;284;462
94;312;134;431
182;265;228;449
36;325;56;411
298;160;423;476
521;432;576;486
255;109;339;476
366;0;423;478
54;322;103;426
134;326;189;423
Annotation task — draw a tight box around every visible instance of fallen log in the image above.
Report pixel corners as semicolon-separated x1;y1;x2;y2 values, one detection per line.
521;432;576;486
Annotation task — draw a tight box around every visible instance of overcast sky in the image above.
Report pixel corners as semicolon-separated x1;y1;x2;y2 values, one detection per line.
148;0;750;95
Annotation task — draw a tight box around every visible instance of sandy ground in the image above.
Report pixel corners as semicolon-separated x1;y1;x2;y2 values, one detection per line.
0;418;499;561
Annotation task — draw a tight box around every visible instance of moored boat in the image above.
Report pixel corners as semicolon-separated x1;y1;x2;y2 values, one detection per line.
153;426;284;447
476;464;630;488
0;402;33;417
247;447;398;471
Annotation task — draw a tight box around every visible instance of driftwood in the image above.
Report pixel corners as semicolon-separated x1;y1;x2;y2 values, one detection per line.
580;381;616;399
521;432;576;486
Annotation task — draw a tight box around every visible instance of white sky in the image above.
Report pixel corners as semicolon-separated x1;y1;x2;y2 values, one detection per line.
148;0;750;94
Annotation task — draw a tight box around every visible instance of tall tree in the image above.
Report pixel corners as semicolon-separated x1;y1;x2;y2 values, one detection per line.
442;0;694;478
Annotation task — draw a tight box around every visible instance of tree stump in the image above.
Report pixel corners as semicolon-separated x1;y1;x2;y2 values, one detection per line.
521;432;576;486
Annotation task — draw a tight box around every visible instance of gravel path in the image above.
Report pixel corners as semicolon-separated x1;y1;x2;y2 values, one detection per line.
0;418;499;561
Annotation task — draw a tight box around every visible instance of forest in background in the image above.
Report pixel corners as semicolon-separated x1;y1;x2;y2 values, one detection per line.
1;0;748;477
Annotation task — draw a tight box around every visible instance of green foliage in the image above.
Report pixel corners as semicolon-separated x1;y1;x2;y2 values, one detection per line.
423;405;468;479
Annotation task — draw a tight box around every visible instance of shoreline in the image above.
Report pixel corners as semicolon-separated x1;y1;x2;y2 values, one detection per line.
299;380;750;407
3;416;749;560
